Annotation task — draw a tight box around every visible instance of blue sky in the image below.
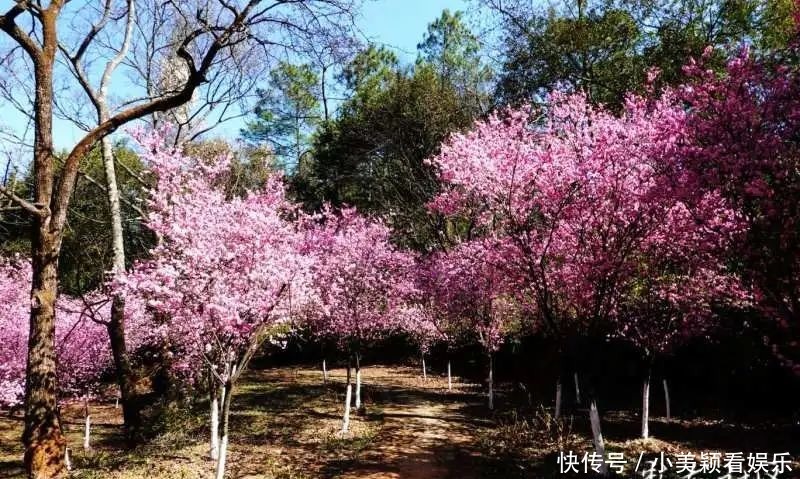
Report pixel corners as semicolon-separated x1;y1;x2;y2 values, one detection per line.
0;0;470;152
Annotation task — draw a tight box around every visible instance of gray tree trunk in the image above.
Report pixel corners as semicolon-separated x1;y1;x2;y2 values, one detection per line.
589;399;608;476
555;377;562;419
574;372;581;404
663;378;671;420
447;360;452;391
488;353;494;410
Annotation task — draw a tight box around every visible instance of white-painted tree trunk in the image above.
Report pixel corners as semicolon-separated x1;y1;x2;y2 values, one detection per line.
663;378;671;420
115;396;119;409
589;399;608;476
322;359;328;384
447;360;452;391
64;447;72;471
355;353;362;410
574;372;581;404
342;383;352;433
642;370;651;439
421;354;427;380
555;378;563;419
214;382;233;479
488;353;494;410
83;413;91;450
210;388;220;460
215;434;229;479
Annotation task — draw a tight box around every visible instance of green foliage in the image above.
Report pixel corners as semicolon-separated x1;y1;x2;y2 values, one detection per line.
242;62;322;169
0;143;152;295
291;62;475;250
494;0;795;108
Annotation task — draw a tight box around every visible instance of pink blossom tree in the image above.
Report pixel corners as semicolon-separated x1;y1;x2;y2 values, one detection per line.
117;130;313;479
677;47;800;376
303;207;415;433
428;90;740;459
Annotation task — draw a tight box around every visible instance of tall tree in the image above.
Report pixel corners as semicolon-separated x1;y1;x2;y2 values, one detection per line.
242;62;322;169
0;1;358;474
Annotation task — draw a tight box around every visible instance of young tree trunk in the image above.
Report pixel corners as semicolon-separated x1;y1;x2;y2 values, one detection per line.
210;386;220;461
64;447;71;472
488;352;494;410
354;353;362;411
573;372;581;404
642;367;651;439
555;377;562;419
589;399;608;476
421;353;427;380
83;400;91;451
342;362;352;433
663;378;671;420
214;381;233;479
322;359;328;384
447;360;452;392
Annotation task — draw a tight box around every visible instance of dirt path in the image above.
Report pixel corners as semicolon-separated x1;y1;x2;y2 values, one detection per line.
331;366;490;479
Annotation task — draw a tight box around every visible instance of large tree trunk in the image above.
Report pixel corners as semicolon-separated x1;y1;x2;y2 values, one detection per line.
642;366;651;439
23;12;68;475
663;378;671;420
24;231;67;478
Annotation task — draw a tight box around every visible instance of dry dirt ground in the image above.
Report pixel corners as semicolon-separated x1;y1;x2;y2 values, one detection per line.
1;365;798;478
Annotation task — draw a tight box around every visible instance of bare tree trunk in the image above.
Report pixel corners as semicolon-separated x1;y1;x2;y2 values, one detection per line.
663;378;671;420
322;359;328;384
555;377;562;419
214;381;233;479
447;360;452;392
488;352;494;410
421;353;427;380
642;367;651;439
573;372;581;404
589;399;608;476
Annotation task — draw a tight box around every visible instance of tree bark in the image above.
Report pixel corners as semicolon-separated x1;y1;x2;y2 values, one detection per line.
663;378;671;420
573;371;581;404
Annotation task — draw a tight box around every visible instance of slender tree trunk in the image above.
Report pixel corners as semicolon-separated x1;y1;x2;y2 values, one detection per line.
342;361;352;433
663;378;671;420
555;377;563;419
589;399;608;476
102;135;141;442
214;381;233;479
447;360;452;392
421;353;427;380
642;366;651;439
573;372;581;404
355;352;362;411
210;385;220;461
322;359;328;384
488;352;494;410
